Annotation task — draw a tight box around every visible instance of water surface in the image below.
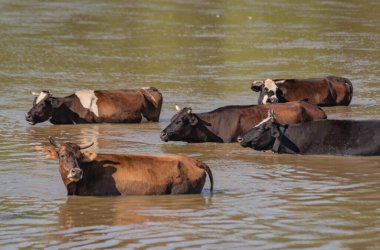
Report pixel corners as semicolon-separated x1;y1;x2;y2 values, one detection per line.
0;0;379;249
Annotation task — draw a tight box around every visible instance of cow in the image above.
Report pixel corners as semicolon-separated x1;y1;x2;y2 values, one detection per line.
47;137;213;196
238;111;380;156
160;101;327;143
25;87;163;125
251;76;353;106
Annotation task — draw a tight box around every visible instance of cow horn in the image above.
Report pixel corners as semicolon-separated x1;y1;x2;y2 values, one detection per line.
274;80;286;84
252;80;264;85
187;107;192;114
32;92;40;96
48;136;60;148
175;105;181;111
79;142;94;150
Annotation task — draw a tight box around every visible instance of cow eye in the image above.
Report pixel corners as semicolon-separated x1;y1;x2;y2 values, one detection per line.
60;154;65;158
264;87;269;92
175;120;182;125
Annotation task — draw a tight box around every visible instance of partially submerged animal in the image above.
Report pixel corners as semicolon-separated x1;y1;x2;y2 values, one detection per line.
26;87;163;124
251;76;353;106
238;111;380;156
160;101;327;143
48;137;213;196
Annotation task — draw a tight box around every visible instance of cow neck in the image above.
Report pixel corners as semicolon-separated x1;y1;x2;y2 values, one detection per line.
191;113;223;143
66;182;79;195
272;124;300;154
50;97;81;124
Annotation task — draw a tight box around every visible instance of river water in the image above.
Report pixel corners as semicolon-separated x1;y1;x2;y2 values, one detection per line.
0;1;379;249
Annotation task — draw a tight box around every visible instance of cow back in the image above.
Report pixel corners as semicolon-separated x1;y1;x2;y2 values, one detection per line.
77;154;206;195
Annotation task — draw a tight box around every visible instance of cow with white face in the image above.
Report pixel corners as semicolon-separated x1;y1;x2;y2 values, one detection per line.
251;79;280;104
25;87;163;125
251;76;353;106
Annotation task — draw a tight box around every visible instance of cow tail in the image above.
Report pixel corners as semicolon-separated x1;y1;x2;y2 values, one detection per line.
344;78;353;105
198;162;214;192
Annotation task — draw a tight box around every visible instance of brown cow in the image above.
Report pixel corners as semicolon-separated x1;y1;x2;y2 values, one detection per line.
26;87;163;124
47;137;213;196
251;76;353;106
160;101;327;143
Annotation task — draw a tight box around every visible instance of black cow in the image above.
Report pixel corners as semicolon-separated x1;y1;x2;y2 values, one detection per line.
238;111;380;156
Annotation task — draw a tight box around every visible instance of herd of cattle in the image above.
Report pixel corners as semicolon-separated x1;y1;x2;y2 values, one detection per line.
27;76;380;196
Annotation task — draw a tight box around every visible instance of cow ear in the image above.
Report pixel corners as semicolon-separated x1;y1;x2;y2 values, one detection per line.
251;84;262;92
81;150;97;162
189;115;198;126
50;98;62;108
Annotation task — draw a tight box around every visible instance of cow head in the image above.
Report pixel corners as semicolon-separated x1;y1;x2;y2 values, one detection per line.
160;105;199;142
251;79;283;104
26;91;61;125
48;137;94;186
237;110;280;150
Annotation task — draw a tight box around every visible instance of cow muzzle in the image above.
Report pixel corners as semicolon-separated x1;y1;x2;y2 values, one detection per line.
268;96;279;103
25;114;36;125
237;136;249;147
67;168;83;182
160;132;169;142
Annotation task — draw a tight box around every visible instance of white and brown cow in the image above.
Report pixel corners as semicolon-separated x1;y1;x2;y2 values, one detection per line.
251;76;353;106
26;87;163;124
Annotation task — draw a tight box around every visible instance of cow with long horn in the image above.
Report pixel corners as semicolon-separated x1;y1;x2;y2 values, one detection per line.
48;137;214;196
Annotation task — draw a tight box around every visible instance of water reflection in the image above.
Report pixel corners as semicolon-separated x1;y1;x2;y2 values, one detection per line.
26;122;164;155
1;0;380;248
59;195;212;228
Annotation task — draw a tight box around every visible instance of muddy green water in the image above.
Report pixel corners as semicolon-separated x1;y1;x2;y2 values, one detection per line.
0;1;379;249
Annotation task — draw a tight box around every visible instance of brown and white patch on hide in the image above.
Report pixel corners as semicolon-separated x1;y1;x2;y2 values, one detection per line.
75;90;99;117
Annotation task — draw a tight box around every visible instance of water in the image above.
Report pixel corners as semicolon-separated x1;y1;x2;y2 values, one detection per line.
0;0;379;249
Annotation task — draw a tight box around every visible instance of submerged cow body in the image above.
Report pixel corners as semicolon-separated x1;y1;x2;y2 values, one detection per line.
160;101;327;143
26;87;163;124
48;138;213;196
238;111;380;156
251;76;353;106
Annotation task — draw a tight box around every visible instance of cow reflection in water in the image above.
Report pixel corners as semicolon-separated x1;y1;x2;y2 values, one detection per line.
47;137;213;196
59;195;211;227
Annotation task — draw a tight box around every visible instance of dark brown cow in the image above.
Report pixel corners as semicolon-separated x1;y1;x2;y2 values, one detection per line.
47;137;213;196
160;101;327;143
251;76;353;106
26;87;163;124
